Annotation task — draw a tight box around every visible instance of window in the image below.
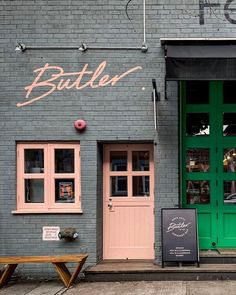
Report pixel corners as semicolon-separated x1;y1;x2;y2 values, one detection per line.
186;113;210;136
186;148;210;172
15;143;81;213
186;81;209;104
106;145;153;198
223;113;236;136
223;81;236;104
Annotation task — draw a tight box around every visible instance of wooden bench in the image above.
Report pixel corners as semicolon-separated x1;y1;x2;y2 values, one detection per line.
0;254;88;288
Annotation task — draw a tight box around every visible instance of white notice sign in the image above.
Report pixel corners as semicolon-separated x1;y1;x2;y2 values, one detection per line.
42;226;60;241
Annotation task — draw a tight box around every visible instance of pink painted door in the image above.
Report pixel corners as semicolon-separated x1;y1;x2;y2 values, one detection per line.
103;144;155;260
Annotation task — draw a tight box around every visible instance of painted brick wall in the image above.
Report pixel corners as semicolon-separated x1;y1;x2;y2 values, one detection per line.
1;0;236;277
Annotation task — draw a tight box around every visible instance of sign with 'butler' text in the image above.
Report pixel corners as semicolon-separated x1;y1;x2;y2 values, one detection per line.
161;208;199;266
17;61;142;107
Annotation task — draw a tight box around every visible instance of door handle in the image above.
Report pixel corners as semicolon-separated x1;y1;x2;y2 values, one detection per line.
108;198;113;209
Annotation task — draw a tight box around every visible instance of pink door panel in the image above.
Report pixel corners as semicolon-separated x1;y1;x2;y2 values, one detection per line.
103;144;154;260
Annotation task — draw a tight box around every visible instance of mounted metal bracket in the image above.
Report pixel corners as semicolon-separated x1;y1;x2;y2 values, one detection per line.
152;79;160;131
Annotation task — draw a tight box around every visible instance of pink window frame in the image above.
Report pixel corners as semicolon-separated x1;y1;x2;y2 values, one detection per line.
14;143;81;214
103;144;154;201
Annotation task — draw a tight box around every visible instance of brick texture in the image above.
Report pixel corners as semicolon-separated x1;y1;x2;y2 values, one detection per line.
1;0;236;277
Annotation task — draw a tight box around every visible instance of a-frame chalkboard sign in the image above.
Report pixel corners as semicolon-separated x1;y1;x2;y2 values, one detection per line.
161;208;200;268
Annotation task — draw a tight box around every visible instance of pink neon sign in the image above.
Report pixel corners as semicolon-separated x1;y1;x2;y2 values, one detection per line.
17;61;142;107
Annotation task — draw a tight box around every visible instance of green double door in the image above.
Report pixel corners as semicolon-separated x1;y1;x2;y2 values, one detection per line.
181;81;236;250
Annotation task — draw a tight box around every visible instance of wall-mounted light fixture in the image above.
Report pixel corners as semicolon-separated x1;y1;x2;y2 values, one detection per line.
14;42;147;53
58;227;79;241
15;1;148;54
14;42;87;53
78;42;87;52
15;43;26;53
152;79;161;131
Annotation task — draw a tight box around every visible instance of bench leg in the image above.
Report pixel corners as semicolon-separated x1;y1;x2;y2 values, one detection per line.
68;256;87;287
0;264;18;288
53;257;87;288
53;263;71;288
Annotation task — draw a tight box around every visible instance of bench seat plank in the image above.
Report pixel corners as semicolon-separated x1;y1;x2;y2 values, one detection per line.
0;254;88;288
0;254;88;264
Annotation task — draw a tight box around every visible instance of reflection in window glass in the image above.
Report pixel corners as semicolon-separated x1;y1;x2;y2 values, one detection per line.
132;151;149;171
186;148;210;172
186;81;209;104
24;149;44;173
110;151;127;171
186;113;210;136
223;81;236;104
55;149;74;173
224;181;236;204
223;149;236;172
25;179;44;203
55;179;75;203
111;176;127;196
133;176;150;196
186;180;210;204
223;113;236;136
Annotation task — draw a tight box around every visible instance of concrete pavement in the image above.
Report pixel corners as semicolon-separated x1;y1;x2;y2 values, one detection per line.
1;280;236;295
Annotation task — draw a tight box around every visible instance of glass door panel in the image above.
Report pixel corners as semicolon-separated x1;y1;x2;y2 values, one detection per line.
110;151;127;171
110;176;128;197
186;148;210;172
186;113;210;136
186;180;210;205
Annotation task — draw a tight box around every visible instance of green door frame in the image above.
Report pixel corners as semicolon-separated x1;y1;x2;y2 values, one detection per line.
180;81;236;250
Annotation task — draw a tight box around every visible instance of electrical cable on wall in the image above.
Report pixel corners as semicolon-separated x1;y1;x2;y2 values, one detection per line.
126;0;147;48
125;0;137;32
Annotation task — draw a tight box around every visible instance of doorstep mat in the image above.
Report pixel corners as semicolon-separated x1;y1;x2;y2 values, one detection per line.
217;248;236;255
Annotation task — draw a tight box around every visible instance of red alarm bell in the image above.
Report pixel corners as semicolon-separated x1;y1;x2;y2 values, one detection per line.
74;119;87;131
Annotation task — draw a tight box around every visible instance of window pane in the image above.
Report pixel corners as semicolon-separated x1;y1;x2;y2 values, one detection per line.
186;148;210;172
223;81;236;104
223;149;236;172
110;176;127;196
110;151;127;171
186;113;210;136
186;180;210;204
24;149;44;173
55;179;75;203
133;176;150;197
132;151;149;171
25;179;44;203
223;113;236;136
55;149;74;173
186;81;209;104
224;181;236;204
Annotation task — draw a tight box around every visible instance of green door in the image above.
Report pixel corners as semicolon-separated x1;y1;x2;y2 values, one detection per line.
181;81;236;250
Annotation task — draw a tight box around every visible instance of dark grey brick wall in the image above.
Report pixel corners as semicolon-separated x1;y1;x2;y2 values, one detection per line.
1;0;236;277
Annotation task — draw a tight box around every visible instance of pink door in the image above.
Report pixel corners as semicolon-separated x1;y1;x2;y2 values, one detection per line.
103;144;154;260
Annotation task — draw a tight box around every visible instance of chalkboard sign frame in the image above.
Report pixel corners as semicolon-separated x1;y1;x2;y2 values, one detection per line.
161;208;200;268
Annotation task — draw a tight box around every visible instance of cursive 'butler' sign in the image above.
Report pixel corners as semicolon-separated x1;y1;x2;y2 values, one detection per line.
17;61;142;107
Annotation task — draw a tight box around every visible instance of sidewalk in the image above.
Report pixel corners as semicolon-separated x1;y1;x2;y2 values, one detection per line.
1;280;236;295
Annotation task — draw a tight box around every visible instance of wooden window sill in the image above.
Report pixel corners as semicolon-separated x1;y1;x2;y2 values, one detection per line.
12;209;83;214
